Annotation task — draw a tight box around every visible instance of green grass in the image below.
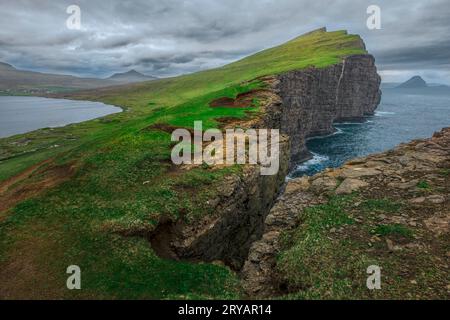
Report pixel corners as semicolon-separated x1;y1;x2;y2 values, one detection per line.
275;195;423;299
276;195;363;299
0;29;367;299
417;180;431;190
361;199;402;213
374;224;413;238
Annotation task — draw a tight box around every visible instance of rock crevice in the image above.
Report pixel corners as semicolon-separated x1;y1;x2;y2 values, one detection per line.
242;128;450;298
148;54;381;275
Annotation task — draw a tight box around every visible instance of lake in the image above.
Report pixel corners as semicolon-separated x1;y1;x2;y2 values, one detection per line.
0;96;122;138
291;90;450;177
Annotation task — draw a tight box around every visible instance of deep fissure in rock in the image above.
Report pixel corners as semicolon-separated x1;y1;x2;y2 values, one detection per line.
147;54;381;274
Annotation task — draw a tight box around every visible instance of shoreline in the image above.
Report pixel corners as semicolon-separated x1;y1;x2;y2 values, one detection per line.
242;127;450;298
0;95;123;140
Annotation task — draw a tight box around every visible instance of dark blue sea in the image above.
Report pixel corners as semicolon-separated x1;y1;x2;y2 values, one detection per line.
291;90;450;177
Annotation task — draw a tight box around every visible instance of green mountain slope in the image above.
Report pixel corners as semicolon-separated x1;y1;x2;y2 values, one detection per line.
0;28;366;299
69;28;365;114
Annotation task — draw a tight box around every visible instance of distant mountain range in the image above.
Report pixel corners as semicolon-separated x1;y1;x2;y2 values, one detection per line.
381;76;450;95
107;69;157;83
0;62;157;95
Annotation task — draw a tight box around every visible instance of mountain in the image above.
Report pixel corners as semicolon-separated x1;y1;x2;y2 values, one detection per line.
397;76;427;88
0;63;155;95
0;62;15;71
1;28;387;300
0;62;119;94
389;76;450;95
107;69;157;83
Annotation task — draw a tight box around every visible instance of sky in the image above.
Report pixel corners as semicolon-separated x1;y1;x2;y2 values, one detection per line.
0;0;449;84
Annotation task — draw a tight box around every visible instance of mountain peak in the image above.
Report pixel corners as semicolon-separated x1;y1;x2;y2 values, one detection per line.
123;69;141;75
0;61;15;70
397;76;427;89
107;69;157;83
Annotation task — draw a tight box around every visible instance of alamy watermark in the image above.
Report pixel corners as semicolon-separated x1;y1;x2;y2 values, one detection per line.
66;265;81;290
66;5;81;30
171;121;280;176
366;265;382;290
367;5;381;30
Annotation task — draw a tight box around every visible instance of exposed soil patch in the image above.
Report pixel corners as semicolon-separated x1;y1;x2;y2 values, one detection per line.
209;89;265;108
0;160;76;215
148;217;181;260
0;159;51;194
144;123;195;136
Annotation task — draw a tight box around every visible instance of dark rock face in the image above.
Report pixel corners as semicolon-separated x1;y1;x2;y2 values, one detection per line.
149;136;291;270
277;54;381;162
173;137;290;270
242;127;450;298
148;54;382;272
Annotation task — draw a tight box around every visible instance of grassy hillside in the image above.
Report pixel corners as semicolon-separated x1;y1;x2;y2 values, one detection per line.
0;29;366;299
0;62;119;95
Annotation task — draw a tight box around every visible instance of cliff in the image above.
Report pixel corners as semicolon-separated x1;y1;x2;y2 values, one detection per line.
242;128;450;299
0;29;386;299
149;137;291;270
275;54;381;162
146;52;381;271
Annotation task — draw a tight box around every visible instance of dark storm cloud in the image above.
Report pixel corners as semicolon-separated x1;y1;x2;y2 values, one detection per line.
0;0;449;83
376;41;450;68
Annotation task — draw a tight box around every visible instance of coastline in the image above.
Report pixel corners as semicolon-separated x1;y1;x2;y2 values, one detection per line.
242;127;450;299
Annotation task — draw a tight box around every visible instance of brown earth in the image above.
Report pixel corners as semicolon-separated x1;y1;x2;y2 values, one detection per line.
0;159;76;217
209;89;267;108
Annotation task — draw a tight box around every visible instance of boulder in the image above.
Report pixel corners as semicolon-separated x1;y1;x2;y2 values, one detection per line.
335;178;369;195
310;176;338;193
339;167;381;179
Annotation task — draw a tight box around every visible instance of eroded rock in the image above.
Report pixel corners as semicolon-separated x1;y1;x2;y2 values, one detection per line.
335;178;369;195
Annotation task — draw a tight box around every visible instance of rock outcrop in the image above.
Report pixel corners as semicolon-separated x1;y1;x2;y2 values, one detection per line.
148;52;381;273
242;128;450;298
149;136;291;270
276;54;381;162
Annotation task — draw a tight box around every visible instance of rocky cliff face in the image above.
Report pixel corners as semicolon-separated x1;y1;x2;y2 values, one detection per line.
149;136;291;270
276;54;381;162
148;53;381;273
242;128;450;298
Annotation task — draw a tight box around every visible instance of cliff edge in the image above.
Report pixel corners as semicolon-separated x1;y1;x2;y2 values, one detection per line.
143;33;382;272
242;128;450;299
275;54;381;163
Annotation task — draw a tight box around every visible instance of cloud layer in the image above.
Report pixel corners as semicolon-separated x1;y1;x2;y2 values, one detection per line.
0;0;449;83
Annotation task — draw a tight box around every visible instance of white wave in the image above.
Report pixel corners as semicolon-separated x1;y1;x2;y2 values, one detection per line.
307;127;344;141
336;121;369;125
295;152;329;172
375;111;396;116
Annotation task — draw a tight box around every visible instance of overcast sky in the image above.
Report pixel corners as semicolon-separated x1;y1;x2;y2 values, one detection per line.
0;0;449;84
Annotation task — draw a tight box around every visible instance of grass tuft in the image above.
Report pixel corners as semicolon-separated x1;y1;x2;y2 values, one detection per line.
374;224;413;238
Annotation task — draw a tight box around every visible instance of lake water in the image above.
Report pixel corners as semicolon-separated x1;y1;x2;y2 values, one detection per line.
291;90;450;177
0;96;121;138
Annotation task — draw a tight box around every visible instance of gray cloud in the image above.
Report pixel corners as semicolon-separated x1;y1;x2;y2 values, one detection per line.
376;41;450;69
0;0;449;83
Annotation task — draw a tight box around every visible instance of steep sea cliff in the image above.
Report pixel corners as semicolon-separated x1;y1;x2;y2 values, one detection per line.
148;51;382;272
276;54;381;162
242;128;449;298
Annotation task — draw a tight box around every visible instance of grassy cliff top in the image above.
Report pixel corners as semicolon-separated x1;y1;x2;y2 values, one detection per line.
0;29;368;299
70;28;366;112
